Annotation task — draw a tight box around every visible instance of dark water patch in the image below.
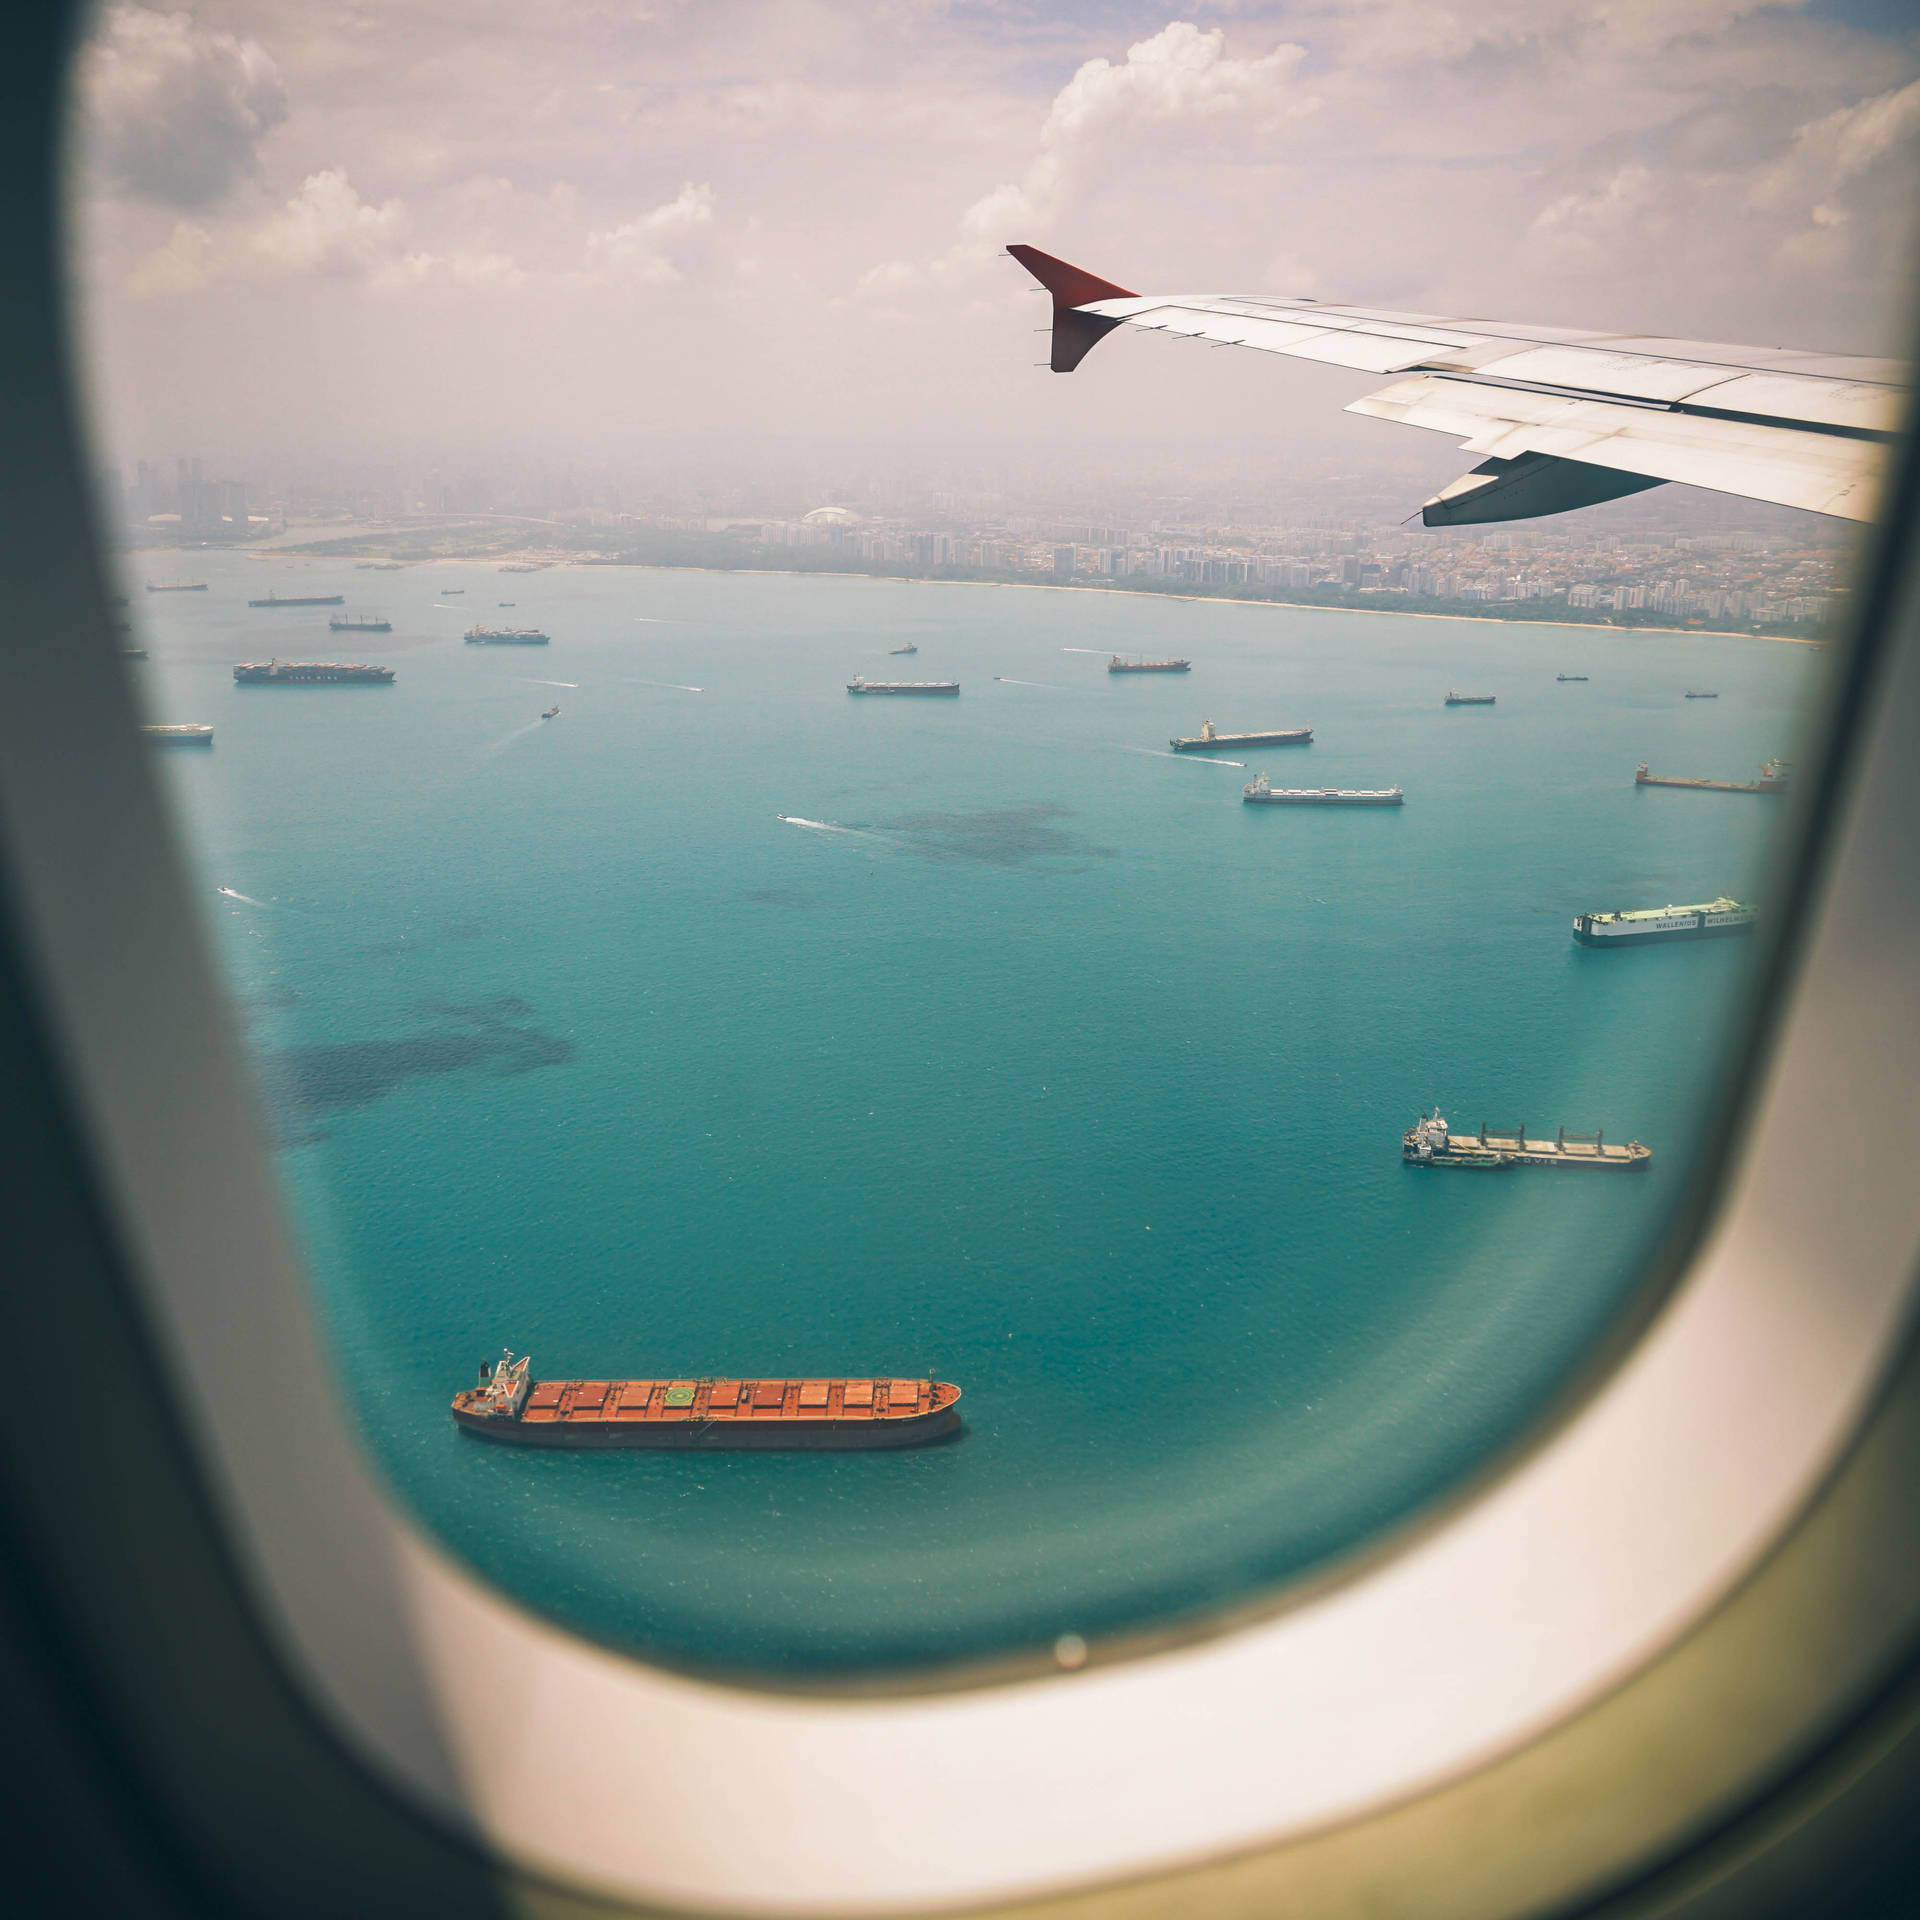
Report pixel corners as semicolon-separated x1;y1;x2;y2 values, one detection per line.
256;999;571;1141
875;802;1107;867
744;888;817;909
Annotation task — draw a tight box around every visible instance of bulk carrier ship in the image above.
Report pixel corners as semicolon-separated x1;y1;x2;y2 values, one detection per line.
1171;719;1310;751
1573;897;1756;946
248;592;346;608
1402;1109;1650;1170
330;614;391;633
451;1354;963;1449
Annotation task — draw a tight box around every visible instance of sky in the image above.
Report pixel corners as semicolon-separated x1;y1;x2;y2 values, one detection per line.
67;0;1920;480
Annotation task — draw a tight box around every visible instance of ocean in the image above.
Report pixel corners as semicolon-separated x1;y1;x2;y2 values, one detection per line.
132;554;1817;1677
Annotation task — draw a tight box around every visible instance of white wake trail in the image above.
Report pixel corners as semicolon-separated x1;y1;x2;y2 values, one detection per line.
778;816;849;833
1116;746;1246;767
995;677;1067;690
521;678;578;688
627;678;705;693
1060;648;1111;655
216;886;270;907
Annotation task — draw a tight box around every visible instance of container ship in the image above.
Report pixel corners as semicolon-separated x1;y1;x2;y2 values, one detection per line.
1636;759;1787;794
248;593;346;608
465;625;550;646
1402;1109;1650;1170
142;723;213;746
1171;719;1310;751
330;614;392;633
1445;691;1495;706
1573;897;1755;946
848;676;959;695
1244;775;1401;806
234;660;395;684
1110;656;1191;673
450;1354;963;1450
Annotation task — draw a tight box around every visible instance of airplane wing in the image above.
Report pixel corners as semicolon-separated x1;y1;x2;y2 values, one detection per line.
1007;243;1905;526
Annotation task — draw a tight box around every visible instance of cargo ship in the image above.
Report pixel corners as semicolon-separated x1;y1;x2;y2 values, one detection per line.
142;723;212;746
1557;674;1588;682
234;660;395;684
1244;774;1401;806
145;581;207;593
1573;897;1756;946
1444;691;1495;706
1110;656;1191;673
848;675;959;695
450;1354;963;1450
1402;1109;1650;1170
330;614;392;633
1684;690;1719;699
889;642;919;655
248;592;346;608
1171;719;1310;751
541;706;560;720
1636;759;1787;794
465;625;550;646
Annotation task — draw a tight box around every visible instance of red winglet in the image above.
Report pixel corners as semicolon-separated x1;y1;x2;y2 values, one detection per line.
1006;245;1137;309
1007;244;1138;373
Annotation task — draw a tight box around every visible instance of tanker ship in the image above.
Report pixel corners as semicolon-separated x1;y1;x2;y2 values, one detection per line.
234;660;395;684
1171;719;1310;751
1110;656;1190;673
1573;897;1756;946
451;1353;962;1449
248;592;346;608
1444;691;1495;706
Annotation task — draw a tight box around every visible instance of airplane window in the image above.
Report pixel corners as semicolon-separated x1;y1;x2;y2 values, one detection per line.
64;0;1917;1685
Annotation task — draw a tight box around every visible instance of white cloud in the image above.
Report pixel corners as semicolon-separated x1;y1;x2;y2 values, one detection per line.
248;168;408;278
582;182;715;283
949;21;1311;270
1528;162;1667;262
81;3;288;207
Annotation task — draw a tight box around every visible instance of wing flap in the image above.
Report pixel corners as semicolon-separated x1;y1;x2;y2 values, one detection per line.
1351;375;1890;521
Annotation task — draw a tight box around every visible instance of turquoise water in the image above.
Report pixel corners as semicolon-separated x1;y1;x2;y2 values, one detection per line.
133;556;1815;1677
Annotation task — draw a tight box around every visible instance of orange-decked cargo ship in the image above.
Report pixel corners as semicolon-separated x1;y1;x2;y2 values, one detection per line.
451;1354;962;1450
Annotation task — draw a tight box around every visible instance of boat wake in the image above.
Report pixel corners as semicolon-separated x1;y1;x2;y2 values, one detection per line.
488;718;548;754
215;886;270;907
1116;746;1246;767
777;816;850;833
1060;647;1110;655
995;677;1067;690
521;678;578;689
627;678;705;693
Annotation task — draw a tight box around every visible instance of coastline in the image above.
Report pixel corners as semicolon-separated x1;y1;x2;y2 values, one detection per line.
190;541;1824;649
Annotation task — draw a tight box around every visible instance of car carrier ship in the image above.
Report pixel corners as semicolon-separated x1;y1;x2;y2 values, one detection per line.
234;660;395;684
465;625;550;646
1402;1109;1650;1170
1573;897;1756;946
1171;719;1311;751
451;1354;963;1449
1110;656;1190;673
847;675;959;695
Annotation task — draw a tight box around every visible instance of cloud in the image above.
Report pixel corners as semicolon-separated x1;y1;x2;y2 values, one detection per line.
81;3;288;207
581;182;715;284
128;168;527;293
949;21;1311;270
249;168;408;278
1528;162;1667;262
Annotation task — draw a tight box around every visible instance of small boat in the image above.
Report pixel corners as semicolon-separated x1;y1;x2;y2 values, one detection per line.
1556;674;1588;682
1684;690;1719;699
444;588;465;596
889;642;919;655
541;706;560;719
